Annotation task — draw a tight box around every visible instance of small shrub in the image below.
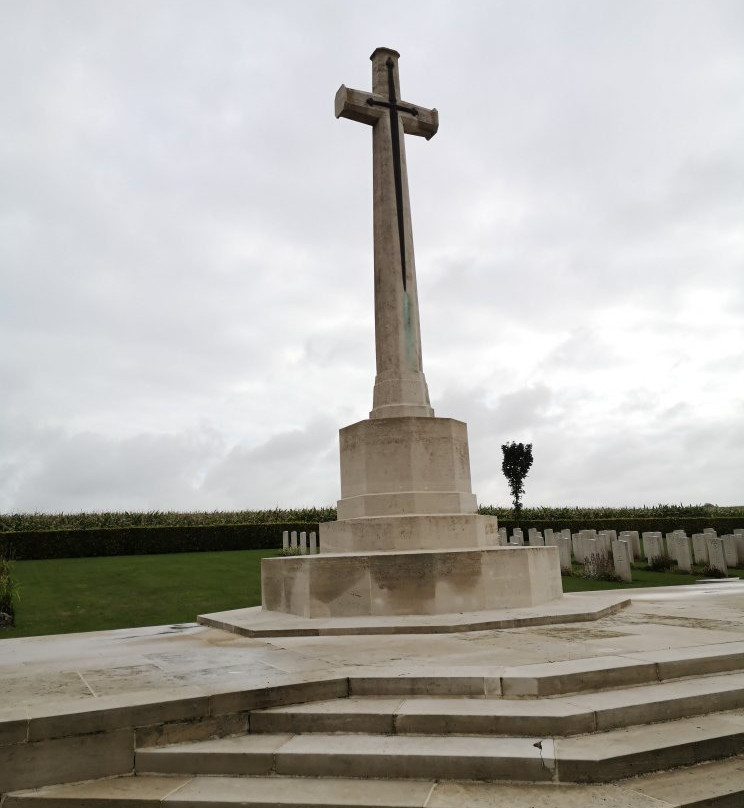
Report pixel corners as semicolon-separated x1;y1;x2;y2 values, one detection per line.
648;554;675;572
700;565;728;579
583;553;621;582
0;554;20;627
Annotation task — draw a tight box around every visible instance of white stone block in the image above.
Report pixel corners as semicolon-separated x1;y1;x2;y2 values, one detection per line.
290;531;298;550
571;534;584;563
674;535;693;573
282;531;289;551
299;532;308;555
596;532;612;558
734;535;744;567
498;527;507;546
721;535;738;568
643;532;664;562
706;537;728;576
322;513;500;554
692;533;708;565
262;546;563;617
618;531;640;559
612;540;632;582
528;529;545;547
558;537;572;572
309;531;317;555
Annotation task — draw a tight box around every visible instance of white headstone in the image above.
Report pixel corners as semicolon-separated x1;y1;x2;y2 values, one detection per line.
511;528;524;546
309;531;318;554
734;535;744;567
612;539;632;582
529;529;545;547
498;527;507;546
619;530;640;559
544;528;556;545
703;527;717;537
706;537;728;576
691;533;708;565
558;537;572;572
290;530;298;549
282;530;289;551
572;533;584;563
643;532;664;562
597;531;612;558
674;535;693;573
299;531;308;554
721;535;738;568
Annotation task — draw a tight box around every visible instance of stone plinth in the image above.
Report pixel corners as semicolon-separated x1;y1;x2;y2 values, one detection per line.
321;513;499;554
335;417;477;520
262;546;563;618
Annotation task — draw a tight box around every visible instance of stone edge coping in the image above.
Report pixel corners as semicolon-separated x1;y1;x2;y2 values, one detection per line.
3;639;744;747
196;592;632;637
5;761;744;808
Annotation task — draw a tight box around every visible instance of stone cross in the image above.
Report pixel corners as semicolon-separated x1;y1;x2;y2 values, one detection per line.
336;48;439;419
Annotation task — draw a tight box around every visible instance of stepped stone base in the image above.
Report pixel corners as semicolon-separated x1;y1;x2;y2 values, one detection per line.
320;513;500;553
261;546;562;619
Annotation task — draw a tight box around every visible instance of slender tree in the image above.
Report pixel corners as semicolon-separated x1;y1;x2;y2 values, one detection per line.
501;442;533;522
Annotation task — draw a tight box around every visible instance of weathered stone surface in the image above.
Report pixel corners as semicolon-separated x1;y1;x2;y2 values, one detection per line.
706;537;728;575
0;730;133;794
320;513;500;554
263;547;562;618
612;540;632;583
334;417;477;520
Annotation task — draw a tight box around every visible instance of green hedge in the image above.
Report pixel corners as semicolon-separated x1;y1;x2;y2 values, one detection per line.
0;522;319;561
497;517;743;536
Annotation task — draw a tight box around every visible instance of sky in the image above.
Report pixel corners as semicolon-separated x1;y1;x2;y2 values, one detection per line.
1;0;743;514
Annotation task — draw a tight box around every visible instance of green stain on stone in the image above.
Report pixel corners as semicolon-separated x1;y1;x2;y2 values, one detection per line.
403;291;416;370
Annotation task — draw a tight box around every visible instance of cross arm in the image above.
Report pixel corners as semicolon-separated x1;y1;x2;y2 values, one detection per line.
335;85;439;140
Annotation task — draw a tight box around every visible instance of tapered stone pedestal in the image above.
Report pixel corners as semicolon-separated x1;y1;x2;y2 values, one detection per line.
261;416;563;619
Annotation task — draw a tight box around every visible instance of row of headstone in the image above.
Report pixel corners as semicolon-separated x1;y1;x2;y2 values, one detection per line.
496;525;744;581
281;530;319;555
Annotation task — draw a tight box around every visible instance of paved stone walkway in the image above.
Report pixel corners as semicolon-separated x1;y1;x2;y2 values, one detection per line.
2;582;744;714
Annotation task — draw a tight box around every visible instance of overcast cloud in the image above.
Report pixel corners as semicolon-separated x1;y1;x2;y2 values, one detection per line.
1;0;742;513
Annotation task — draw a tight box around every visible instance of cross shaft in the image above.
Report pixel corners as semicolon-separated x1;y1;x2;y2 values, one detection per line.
335;48;438;420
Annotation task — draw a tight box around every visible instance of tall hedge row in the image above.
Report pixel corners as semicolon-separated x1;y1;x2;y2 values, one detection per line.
2;517;741;562
0;522;319;561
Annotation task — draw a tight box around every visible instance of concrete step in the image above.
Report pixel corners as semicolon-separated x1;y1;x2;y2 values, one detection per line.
346;641;744;699
556;708;744;782
135;709;744;783
252;671;744;736
135;733;555;781
6;760;744;807
495;642;744;698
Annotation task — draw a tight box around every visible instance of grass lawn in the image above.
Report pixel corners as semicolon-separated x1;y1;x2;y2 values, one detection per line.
1;551;741;639
1;549;280;639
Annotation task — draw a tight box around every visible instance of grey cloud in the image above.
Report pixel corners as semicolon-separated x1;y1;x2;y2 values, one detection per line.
1;1;742;512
